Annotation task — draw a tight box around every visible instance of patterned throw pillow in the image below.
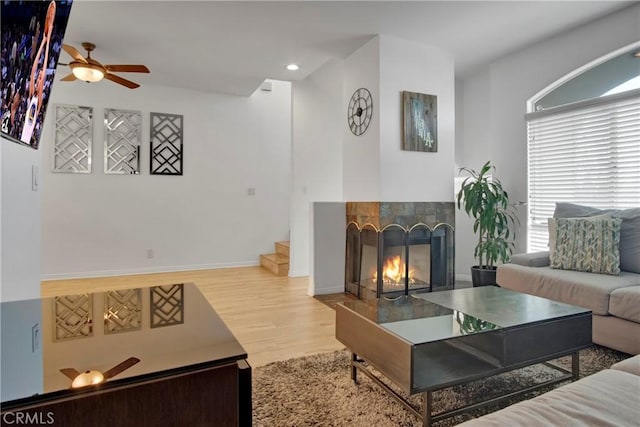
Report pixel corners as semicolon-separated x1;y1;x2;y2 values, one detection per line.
553;203;640;273
550;217;622;275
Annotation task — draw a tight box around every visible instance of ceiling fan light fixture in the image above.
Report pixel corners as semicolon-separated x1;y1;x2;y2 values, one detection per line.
71;370;105;388
70;62;105;83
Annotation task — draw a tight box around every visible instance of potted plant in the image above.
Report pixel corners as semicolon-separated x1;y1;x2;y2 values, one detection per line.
456;161;518;287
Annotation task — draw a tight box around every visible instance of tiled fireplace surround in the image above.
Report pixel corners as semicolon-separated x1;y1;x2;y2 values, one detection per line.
345;202;455;300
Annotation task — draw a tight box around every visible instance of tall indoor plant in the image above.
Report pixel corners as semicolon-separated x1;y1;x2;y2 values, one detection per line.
457;161;518;286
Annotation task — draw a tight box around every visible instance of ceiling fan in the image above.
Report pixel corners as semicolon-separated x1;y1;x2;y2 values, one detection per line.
60;42;149;89
60;357;140;388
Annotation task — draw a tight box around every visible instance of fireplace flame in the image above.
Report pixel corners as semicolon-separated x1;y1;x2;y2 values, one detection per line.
372;256;415;285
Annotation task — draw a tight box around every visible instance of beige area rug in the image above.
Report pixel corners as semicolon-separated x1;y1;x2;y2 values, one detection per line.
253;346;628;426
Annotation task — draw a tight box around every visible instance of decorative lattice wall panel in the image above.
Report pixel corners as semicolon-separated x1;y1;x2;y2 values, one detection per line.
150;284;184;328
104;108;141;174
150;112;183;175
104;289;142;334
53;105;92;173
53;294;93;341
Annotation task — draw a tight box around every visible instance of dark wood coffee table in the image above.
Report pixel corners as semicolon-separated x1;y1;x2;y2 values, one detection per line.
335;286;592;426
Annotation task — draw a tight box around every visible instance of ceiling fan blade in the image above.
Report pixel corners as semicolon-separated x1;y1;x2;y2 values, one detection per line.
60;73;77;81
103;357;140;380
104;73;140;89
62;44;87;63
105;64;149;73
60;368;81;381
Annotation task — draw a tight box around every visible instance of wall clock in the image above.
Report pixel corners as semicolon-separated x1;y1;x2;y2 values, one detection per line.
347;88;373;136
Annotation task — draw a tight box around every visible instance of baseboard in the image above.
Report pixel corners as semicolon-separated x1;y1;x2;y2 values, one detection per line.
288;269;309;278
308;285;345;296
456;273;472;282
41;261;260;281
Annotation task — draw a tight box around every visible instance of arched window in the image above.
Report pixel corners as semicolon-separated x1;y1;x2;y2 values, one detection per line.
525;43;640;251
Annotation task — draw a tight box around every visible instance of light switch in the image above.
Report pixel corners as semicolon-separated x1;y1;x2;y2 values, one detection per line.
32;323;40;352
32;165;39;191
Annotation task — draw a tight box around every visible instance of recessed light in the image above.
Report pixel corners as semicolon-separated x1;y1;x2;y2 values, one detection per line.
286;64;300;71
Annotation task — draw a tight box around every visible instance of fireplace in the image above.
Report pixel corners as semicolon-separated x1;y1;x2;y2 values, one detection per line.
345;202;455;299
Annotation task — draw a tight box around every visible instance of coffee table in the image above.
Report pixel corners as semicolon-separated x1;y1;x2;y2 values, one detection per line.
335;286;592;426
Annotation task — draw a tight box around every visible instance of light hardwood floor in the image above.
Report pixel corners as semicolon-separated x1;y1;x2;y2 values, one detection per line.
41;266;344;367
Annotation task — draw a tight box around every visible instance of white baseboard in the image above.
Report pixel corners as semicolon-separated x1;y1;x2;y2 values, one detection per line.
308;285;345;296
288;269;309;278
41;261;259;281
456;273;472;282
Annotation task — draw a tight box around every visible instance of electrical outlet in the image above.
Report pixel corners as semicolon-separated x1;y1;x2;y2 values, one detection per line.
32;323;40;352
147;249;155;259
247;188;256;196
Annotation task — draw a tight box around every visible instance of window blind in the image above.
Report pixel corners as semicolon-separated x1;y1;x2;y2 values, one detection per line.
526;89;640;252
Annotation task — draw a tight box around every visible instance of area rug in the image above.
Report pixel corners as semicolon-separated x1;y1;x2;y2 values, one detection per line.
253;346;628;426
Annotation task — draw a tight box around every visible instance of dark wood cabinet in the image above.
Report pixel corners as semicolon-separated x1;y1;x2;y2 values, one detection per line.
2;361;251;427
1;284;251;427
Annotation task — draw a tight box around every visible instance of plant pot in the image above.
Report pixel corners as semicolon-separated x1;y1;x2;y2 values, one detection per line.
470;266;497;287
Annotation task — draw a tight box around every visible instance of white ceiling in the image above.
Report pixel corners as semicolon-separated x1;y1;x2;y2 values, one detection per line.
60;1;634;96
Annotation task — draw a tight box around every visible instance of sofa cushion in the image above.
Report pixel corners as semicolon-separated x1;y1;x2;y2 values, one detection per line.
497;264;640;315
456;369;640;427
593;315;640;355
550;217;621;275
554;202;640;273
609;286;640;323
510;251;550;268
611;354;640;376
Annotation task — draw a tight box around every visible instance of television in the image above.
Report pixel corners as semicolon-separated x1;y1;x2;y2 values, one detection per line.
1;0;74;150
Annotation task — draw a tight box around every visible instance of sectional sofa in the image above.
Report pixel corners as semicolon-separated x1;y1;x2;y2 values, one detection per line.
497;252;640;355
497;203;640;355
457;355;640;426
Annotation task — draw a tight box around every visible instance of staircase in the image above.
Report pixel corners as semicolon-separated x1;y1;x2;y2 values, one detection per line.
260;241;289;276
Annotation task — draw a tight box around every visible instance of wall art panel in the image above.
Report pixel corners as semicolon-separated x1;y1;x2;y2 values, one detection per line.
150;112;183;175
53;105;92;173
104;108;141;174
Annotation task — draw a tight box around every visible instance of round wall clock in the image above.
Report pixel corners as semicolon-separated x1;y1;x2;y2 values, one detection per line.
347;88;373;136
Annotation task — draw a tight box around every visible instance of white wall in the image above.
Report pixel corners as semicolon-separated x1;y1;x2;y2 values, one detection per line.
455;69;491;279
1;139;44;400
290;60;344;277
309;202;345;296
342;37;381;201
42;80;291;279
1;141;42;300
379;36;455;202
1;299;43;401
456;3;640;276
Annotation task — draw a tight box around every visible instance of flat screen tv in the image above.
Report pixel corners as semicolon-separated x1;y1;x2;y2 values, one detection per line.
1;0;74;150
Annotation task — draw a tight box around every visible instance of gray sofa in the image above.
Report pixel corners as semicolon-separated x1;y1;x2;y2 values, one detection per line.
497;252;640;355
457;355;640;426
496;202;640;355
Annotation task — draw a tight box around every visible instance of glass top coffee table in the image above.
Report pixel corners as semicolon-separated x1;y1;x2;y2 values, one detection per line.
335;286;592;426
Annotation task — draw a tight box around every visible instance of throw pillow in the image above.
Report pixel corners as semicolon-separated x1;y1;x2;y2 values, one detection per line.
549;214;611;259
554;203;640;273
548;218;557;259
550;217;622;275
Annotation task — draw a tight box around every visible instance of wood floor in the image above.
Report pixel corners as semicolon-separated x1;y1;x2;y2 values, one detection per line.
41;267;344;368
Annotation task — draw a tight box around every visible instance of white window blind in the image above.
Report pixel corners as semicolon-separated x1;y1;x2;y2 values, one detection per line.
526;89;640;252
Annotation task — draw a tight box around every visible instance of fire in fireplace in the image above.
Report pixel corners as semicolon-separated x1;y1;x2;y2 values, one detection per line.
345;202;455;299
